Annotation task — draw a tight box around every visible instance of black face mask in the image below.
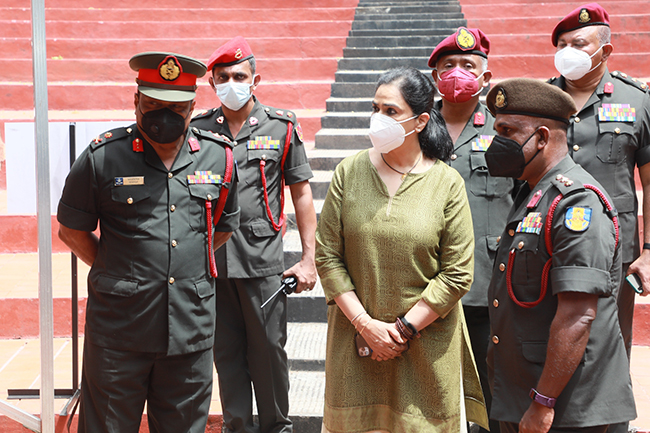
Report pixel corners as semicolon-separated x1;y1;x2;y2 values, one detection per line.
485;129;541;178
139;107;187;144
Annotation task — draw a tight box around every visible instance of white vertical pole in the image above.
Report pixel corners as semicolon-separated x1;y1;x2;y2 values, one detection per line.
31;0;54;432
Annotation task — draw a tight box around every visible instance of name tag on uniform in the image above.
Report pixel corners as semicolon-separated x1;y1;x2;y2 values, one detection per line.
114;176;144;186
516;212;543;235
471;135;494;151
187;171;222;185
564;207;591;232
247;136;280;150
598;103;636;122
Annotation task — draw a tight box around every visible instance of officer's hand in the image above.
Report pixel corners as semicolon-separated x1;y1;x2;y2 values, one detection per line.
519;402;554;433
628;250;650;296
283;258;317;293
362;320;408;362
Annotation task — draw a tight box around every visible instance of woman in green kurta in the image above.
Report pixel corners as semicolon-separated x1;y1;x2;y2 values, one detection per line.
316;67;489;433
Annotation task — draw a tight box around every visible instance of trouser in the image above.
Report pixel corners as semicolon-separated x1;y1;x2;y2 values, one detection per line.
215;275;291;433
464;305;500;433
609;262;634;433
78;342;213;433
500;421;608;433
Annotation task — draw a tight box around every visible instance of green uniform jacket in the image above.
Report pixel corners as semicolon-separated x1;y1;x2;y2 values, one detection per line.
191;97;313;278
487;156;636;427
440;101;516;307
57;124;240;356
549;69;650;263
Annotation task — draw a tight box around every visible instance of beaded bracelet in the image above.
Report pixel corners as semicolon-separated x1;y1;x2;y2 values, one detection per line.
397;316;421;339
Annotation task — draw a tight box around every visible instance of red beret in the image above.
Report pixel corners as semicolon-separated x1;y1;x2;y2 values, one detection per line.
428;27;490;68
552;3;610;46
207;36;254;71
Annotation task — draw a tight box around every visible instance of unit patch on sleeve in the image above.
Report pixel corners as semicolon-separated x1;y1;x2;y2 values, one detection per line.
516;212;543;235
598;103;636;122
564;206;592;232
472;135;494;151
247;136;281;150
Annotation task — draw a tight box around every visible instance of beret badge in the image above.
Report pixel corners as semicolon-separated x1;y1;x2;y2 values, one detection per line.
579;9;591;24
456;27;477;50
235;48;243;60
159;56;182;81
495;89;507;109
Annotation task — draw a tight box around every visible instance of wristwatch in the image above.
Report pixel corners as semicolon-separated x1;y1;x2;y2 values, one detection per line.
529;388;556;408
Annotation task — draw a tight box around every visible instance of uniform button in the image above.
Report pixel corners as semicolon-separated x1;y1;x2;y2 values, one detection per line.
493;299;499;308
126;128;132;133
574;117;580;123
170;205;176;212
262;154;267;160
168;172;173;179
496;236;501;243
192;127;199;134
492;335;500;344
573;145;580;152
615;127;621;134
171;240;178;247
207;194;213;201
508;229;515;237
518;241;524;249
233;140;238;146
126;197;134;205
169;277;175;284
499;263;506;272
450;154;457;161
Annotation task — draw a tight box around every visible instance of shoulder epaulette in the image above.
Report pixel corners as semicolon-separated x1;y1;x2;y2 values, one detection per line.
192;107;218;121
90;125;133;149
551;173;585;196
191;126;234;148
611;71;650;93
263;106;297;124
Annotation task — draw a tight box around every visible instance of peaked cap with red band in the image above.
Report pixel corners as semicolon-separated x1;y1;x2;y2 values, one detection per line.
207;36;255;71
428;27;491;68
129;52;207;102
552;3;610;47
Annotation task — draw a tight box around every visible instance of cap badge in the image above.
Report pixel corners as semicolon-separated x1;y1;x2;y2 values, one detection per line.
235;48;243;60
495;89;507;109
456;27;477;50
158;56;182;81
579;8;591;23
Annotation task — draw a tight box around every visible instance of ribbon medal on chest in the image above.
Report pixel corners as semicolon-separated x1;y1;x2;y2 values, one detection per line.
247;136;280;150
471;135;494;151
598;103;636;122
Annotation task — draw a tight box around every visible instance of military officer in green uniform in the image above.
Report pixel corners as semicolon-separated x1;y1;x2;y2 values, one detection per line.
548;3;650;368
191;37;317;433
428;27;513;433
484;78;636;432
57;52;240;433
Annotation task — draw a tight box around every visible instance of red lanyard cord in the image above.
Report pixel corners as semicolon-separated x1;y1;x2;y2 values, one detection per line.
259;121;293;232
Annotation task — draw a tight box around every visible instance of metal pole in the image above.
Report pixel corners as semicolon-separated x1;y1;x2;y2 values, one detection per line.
31;0;54;432
69;123;79;391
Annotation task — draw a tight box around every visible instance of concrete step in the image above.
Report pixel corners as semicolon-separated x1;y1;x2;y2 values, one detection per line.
314;128;371;150
321;112;371;129
334;70;429;83
286;323;327;371
0;81;334;112
352;12;464;22
306;148;362;171
326;97;373;112
349;28;461;37
343;46;439;58
0;36;349;60
286;199;325;225
345;35;450;48
338;56;430;70
350;18;466;30
356;4;461;15
330;82;376;98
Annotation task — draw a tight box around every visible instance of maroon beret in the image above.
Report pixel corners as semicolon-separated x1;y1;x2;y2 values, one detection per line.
428;27;490;68
207;36;254;71
552;3;610;46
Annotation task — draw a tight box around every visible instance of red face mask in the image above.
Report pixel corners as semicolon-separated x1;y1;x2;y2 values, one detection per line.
435;67;486;103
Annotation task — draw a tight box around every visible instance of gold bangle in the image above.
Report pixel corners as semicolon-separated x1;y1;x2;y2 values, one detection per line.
351;312;367;330
359;317;373;335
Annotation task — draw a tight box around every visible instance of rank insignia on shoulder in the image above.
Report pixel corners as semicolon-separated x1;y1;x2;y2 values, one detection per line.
472;135;493;151
189;137;201;152
248;136;280;150
599;103;636;122
187;171;222;185
295;122;304;143
104;132;113;139
526;189;543;208
132;138;144;152
604;82;613;94
473;112;485;126
565;206;592;231
516;212;543;235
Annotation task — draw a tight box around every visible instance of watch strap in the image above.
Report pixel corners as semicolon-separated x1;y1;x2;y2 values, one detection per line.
529;388;556;408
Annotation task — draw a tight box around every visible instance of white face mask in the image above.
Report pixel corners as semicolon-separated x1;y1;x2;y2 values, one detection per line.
215;81;253;111
554;45;604;81
368;113;417;153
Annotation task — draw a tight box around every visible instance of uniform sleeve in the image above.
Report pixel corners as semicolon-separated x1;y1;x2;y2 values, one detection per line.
421;170;475;318
549;190;618;296
283;122;313;185
634;91;650;167
214;162;240;232
56;146;100;232
315;162;355;304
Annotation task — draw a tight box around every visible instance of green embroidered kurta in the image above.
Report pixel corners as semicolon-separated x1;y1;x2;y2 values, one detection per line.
316;150;488;433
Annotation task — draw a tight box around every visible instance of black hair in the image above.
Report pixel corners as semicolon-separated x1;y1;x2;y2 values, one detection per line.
375;67;453;162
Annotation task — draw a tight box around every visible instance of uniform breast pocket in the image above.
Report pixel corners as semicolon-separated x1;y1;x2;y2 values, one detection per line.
188;184;223;231
469;153;513;198
110;185;152;231
509;233;545;289
596;121;635;164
